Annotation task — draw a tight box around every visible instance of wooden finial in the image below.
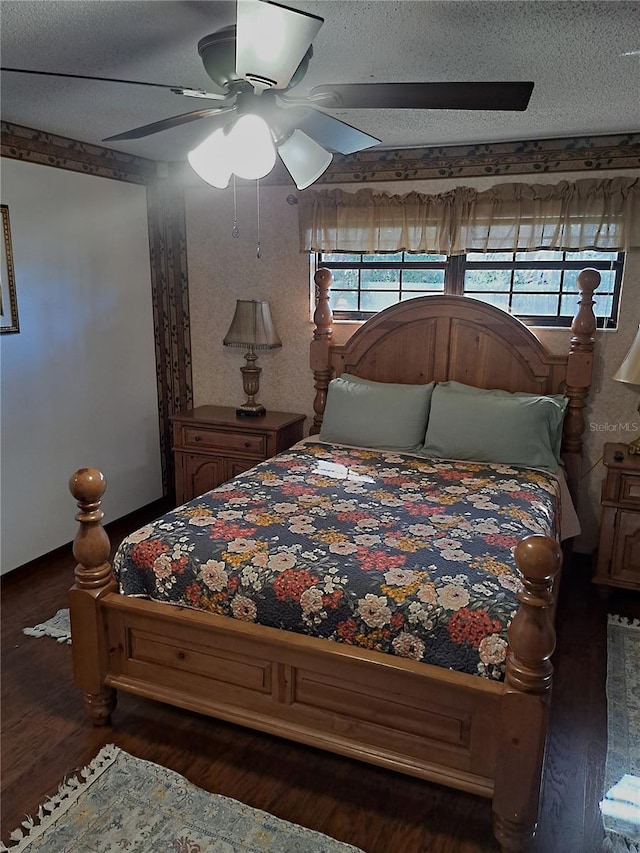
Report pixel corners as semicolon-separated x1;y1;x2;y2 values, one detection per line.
310;268;334;434
506;535;562;695
571;268;600;347
69;467;107;507
69;468;112;590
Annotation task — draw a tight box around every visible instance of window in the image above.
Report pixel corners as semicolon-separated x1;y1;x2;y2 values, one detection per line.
316;250;624;328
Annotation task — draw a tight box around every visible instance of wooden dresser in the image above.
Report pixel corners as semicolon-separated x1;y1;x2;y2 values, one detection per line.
594;442;640;592
172;405;306;504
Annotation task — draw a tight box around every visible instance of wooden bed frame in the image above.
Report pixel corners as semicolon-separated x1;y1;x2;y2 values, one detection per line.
68;267;600;853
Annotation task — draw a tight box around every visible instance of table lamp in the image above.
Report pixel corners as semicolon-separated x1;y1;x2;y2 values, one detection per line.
613;324;640;454
223;300;281;417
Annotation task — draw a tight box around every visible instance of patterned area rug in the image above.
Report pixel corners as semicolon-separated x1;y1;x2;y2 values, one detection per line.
2;744;364;852
601;615;640;853
22;609;71;644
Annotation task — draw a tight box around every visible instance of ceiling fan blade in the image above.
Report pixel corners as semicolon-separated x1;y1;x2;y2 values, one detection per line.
235;0;323;91
0;66;229;99
103;107;236;142
288;109;380;155
307;82;535;111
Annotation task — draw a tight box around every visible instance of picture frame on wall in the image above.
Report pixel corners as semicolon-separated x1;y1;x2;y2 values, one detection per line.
1;204;19;334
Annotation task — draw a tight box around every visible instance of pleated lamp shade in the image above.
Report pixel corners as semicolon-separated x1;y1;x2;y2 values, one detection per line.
613;325;640;385
223;300;282;350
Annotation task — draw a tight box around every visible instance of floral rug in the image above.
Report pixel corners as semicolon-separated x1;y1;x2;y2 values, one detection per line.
2;744;364;852
601;615;640;852
22;609;71;644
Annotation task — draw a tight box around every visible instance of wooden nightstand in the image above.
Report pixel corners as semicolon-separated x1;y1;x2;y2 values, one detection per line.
171;406;306;504
594;442;640;591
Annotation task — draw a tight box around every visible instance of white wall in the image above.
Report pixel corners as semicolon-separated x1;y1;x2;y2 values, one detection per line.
185;171;640;554
0;158;163;573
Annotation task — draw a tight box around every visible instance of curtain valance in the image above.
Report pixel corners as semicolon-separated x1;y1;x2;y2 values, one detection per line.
298;177;640;254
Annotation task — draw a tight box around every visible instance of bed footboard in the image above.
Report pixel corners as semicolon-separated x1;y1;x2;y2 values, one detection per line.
68;470;562;853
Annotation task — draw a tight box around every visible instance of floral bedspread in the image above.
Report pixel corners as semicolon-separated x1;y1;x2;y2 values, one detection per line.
114;442;560;681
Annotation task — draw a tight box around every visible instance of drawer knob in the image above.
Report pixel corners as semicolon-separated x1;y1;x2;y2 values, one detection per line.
194;435;202;442
244;441;251;447
177;651;186;660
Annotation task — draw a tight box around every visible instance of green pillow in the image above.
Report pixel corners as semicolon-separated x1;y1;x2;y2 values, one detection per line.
421;381;567;470
320;374;434;451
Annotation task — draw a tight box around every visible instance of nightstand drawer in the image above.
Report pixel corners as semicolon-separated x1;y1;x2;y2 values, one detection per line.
172;406;305;504
620;474;640;507
183;426;266;456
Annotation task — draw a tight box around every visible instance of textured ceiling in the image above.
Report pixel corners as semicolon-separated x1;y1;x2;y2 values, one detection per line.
1;0;640;163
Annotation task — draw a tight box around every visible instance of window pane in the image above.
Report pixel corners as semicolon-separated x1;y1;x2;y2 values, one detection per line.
330;291;359;312
464;270;512;291
473;293;511;311
511;293;559;315
565;250;618;261
362;252;403;262
361;268;400;289
561;270;578;293
321;253;362;263
360;291;399;312
404;252;447;262
402;269;445;288
330;269;359;289
512;269;561;292
467;252;514;262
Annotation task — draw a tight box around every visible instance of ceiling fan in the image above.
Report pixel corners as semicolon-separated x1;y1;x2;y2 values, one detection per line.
1;0;534;189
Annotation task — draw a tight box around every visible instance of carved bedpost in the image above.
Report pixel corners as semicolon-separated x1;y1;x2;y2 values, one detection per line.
68;468;117;726
563;268;600;501
492;534;562;852
309;267;334;434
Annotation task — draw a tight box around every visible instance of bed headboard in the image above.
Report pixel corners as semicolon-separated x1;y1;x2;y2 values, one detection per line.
310;267;601;500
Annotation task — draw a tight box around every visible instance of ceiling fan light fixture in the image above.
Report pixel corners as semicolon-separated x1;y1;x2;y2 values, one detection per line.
229;114;276;181
187;128;233;188
235;0;323;91
277;129;333;190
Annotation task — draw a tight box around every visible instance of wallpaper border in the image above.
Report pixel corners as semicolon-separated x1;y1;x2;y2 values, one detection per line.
0;121;193;497
0;121;156;184
315;132;640;184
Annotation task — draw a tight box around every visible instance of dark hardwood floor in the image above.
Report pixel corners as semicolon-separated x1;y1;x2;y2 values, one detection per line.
2;508;639;853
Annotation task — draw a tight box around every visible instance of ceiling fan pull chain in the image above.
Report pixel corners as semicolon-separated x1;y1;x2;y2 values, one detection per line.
232;175;240;239
256;179;262;260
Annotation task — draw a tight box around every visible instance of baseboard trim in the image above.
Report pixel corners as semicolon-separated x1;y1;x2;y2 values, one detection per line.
1;497;171;583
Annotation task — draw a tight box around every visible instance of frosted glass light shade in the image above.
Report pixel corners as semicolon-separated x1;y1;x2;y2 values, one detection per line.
277;129;333;190
229;115;276;180
613;325;640;385
187;129;232;189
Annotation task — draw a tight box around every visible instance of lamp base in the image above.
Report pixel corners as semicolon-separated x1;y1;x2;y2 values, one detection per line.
236;404;266;418
629;402;640;454
628;436;640;455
